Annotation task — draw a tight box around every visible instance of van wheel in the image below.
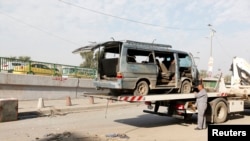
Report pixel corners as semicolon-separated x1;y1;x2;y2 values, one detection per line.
180;80;191;93
213;101;228;123
133;81;149;96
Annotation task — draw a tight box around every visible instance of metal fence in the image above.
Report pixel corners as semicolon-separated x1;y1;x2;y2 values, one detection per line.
0;57;96;78
61;65;97;78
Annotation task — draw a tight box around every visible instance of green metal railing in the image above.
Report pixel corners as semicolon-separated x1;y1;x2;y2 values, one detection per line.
0;57;97;78
61;65;97;78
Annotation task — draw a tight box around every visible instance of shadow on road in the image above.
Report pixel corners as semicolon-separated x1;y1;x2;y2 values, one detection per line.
114;113;197;128
243;109;250;116
226;109;250;121
18;111;41;120
115;109;250;128
18;110;74;120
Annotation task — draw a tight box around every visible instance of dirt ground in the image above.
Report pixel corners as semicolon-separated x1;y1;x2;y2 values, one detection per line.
1;104;250;141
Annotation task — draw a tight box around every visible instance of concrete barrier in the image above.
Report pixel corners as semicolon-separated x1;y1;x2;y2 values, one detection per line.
0;73;108;100
0;98;18;122
0;73;94;87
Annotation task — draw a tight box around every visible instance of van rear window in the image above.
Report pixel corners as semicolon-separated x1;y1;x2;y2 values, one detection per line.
103;46;120;59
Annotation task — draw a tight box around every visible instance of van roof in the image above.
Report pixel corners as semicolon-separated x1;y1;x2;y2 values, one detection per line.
124;40;172;48
72;40;173;54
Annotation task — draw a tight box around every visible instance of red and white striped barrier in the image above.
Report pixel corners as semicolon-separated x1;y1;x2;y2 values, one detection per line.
118;96;144;102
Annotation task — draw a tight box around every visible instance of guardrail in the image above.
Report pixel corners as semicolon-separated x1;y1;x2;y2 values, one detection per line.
0;57;97;78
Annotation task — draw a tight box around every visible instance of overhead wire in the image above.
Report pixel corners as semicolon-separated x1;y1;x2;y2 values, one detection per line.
0;10;81;46
213;35;233;73
0;0;207;47
214;35;231;60
58;0;206;31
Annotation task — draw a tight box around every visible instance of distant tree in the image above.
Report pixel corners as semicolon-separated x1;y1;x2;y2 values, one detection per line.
6;56;17;61
80;52;97;68
5;56;31;61
199;70;207;79
18;56;31;61
9;56;17;60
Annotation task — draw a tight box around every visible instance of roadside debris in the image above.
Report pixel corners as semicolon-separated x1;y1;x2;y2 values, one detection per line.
34;131;105;141
106;133;129;139
37;107;68;117
48;107;67;117
35;131;72;141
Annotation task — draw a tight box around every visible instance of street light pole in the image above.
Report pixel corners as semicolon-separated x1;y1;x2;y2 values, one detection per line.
207;24;216;78
210;34;212;57
208;24;216;57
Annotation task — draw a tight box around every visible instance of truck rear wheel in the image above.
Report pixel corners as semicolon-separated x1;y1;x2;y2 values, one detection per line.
133;81;149;96
213;101;228;123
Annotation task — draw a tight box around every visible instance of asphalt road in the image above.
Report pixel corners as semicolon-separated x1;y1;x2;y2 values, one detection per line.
1;103;250;141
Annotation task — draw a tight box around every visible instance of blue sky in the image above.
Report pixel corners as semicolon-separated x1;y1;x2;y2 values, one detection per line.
0;0;250;76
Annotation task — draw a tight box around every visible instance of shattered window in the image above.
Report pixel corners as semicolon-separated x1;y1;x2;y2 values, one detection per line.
127;49;152;63
179;54;192;67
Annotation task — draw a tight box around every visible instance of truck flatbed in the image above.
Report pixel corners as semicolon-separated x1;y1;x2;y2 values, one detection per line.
83;92;228;102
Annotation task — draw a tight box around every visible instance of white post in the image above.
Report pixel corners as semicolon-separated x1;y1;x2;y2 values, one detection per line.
37;98;44;109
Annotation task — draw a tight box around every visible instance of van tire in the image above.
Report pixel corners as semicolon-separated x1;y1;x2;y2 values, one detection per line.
180;80;191;93
133;81;149;96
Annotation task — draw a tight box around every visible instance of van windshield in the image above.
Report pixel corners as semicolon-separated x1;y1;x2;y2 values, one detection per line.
179;55;192;67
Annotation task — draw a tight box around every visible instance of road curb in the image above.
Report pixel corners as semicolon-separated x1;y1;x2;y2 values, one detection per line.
18;102;141;118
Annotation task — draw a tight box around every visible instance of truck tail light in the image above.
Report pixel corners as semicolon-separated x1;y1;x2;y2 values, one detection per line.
176;104;184;110
145;101;153;109
116;72;123;79
145;101;151;105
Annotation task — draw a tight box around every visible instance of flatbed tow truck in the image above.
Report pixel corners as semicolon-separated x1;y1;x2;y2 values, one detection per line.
84;77;250;124
83;57;250;124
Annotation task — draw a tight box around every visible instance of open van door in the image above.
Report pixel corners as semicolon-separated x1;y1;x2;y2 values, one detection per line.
72;41;123;54
72;43;98;54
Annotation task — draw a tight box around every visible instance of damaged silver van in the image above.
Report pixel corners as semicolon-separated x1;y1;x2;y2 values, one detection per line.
73;40;199;96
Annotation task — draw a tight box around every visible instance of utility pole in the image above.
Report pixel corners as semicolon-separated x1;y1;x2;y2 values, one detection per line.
207;24;216;78
194;51;200;67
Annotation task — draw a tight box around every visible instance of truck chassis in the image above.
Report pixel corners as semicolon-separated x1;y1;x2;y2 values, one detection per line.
84;91;247;124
